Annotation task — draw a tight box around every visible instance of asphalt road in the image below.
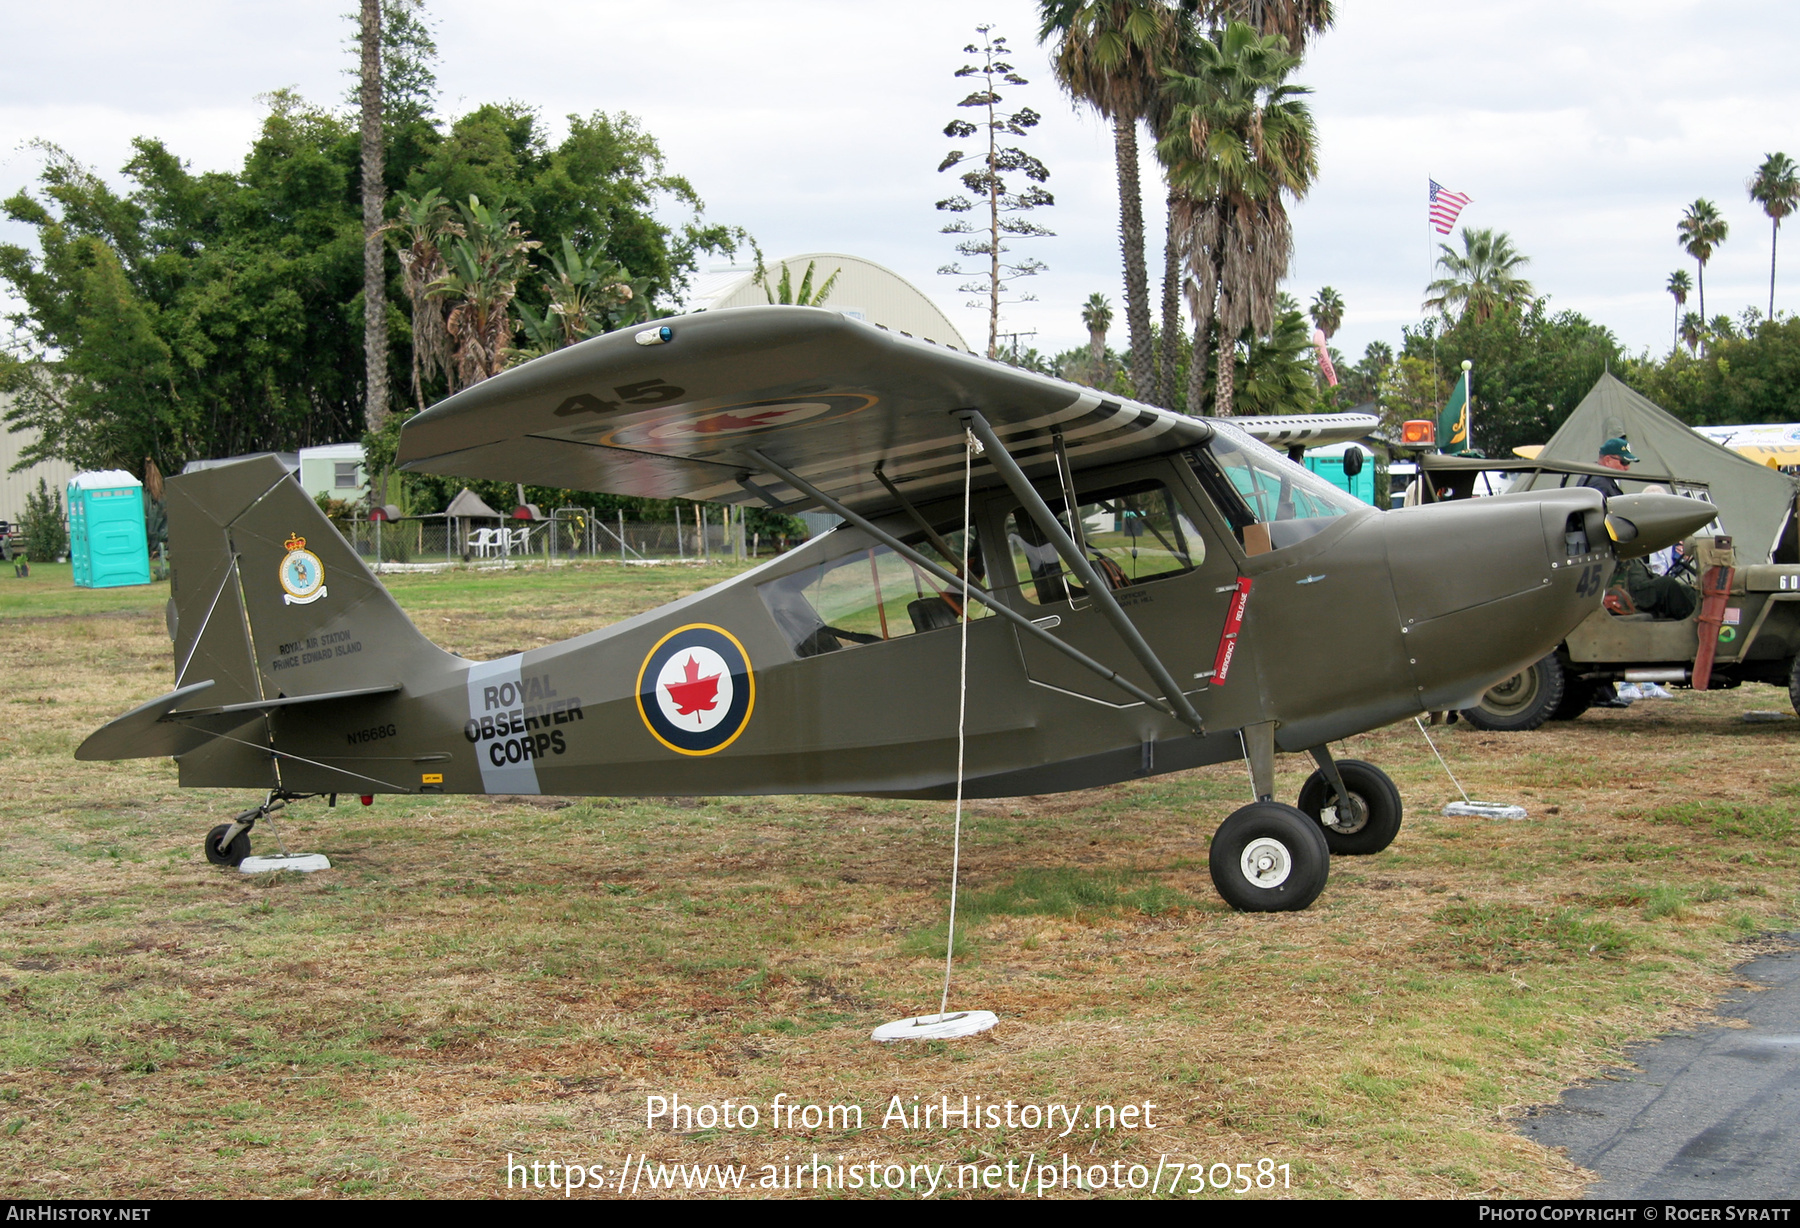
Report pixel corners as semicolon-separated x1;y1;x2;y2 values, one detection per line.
1517;938;1800;1198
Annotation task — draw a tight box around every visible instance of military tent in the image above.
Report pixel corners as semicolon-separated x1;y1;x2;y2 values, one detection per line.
1521;372;1798;563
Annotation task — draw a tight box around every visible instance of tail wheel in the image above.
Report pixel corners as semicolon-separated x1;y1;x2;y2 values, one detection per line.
203;824;250;867
1208;802;1330;912
1459;653;1566;732
1296;759;1403;856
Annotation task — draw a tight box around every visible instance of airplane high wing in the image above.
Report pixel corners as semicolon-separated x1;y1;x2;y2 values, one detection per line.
89;303;1717;915
396;306;1375;510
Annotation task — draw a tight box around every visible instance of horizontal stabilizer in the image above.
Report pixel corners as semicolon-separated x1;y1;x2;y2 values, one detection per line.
77;680;400;762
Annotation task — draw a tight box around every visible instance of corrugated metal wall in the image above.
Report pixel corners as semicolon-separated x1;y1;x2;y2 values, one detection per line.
0;395;77;524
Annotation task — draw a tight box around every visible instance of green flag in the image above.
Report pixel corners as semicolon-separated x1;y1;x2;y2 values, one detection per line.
1437;370;1471;453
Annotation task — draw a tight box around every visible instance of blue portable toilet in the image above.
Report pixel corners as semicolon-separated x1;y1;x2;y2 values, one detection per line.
68;470;152;588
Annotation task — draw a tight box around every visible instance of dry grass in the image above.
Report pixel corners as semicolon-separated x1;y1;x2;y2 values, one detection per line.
0;560;1794;1199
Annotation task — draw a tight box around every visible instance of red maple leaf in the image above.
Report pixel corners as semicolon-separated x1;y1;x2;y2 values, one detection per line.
692;409;789;434
663;655;721;720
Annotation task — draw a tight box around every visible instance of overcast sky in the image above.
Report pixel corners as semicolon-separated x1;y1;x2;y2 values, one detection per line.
4;0;1797;367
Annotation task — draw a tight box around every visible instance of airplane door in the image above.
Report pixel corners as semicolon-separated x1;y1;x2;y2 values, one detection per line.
994;468;1247;719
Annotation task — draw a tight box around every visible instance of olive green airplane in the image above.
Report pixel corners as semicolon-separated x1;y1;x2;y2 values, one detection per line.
78;307;1718;911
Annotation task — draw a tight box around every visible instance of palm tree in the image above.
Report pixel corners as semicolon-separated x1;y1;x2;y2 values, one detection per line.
359;0;389;434
428;197;541;391
1665;270;1691;354
388;189;460;411
1080;292;1114;365
1233;299;1322;415
1676;198;1728;322
1748;153;1798;318
1678;310;1704;355
1158;21;1316;416
1038;1;1177;399
1199;0;1333;52
1308;285;1343;339
1422;228;1534;323
754;254;842;306
517;237;644;358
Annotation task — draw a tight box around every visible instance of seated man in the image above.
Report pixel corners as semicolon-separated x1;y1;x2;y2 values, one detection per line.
1609;556;1698;621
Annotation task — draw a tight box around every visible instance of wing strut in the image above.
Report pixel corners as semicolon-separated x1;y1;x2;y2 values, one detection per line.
958;410;1207;736
745;449;1182;719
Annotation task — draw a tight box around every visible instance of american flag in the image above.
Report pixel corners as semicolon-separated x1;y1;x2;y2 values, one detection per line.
1429;180;1471;234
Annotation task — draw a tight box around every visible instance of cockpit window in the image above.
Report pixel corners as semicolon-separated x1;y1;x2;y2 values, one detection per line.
758;526;988;658
1004;479;1204;605
1189;421;1356;553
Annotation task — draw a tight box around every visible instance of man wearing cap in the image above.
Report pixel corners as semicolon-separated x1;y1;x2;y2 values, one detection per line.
1583;437;1698;625
1579;437;1638;499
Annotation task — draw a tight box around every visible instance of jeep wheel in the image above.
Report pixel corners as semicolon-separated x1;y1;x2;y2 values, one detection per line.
1789;655;1800;718
1459;654;1566;732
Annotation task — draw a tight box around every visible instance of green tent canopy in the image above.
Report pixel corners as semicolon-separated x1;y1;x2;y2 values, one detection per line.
1522;372;1799;563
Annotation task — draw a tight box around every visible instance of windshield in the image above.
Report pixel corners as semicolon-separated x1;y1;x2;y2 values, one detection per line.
1207;421;1357;522
1188;422;1361;554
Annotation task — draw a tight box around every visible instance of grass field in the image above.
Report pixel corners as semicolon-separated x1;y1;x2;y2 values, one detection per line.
0;559;1795;1199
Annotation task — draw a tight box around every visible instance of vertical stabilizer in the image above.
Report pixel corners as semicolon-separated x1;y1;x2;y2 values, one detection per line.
163;456;453;787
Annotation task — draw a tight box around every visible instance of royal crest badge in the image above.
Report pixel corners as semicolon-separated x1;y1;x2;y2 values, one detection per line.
278;533;327;606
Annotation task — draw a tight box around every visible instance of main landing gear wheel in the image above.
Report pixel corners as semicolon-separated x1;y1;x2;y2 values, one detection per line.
204;823;250;867
1208;802;1330;913
1296;759;1403;856
1459;653;1566;732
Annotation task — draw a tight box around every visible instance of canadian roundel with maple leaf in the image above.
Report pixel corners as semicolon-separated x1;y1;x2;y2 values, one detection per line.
636;624;756;756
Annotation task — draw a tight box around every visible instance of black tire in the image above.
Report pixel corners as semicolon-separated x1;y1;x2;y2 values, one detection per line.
204;824;250;867
1549;674;1594;721
1296;759;1403;856
1789;655;1800;719
1208;802;1330;913
1459;653;1566;732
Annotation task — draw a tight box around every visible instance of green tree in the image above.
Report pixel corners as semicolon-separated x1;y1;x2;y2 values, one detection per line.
1308;285;1343;340
1038;0;1174;397
358;0;390;435
1748;152;1798;319
1628;314;1800;425
1678;310;1704;354
1423;227;1534;323
1080;292;1114;365
429;196;540;390
1199;0;1334;52
517;236;645;357
1400;300;1622;456
937;25;1055;359
1676;198;1728;322
752;254;841;306
388;187;459;410
1158;20;1317;416
1666;270;1691;354
1233;302;1321;415
20;477;68;562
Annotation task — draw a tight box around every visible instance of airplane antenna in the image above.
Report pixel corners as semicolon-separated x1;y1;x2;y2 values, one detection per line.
873;429;997;1042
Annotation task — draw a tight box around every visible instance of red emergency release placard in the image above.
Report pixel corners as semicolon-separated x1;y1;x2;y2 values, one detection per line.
1212;577;1254;684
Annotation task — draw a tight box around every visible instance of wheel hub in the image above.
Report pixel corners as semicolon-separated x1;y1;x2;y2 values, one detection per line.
1322;793;1369;834
1483;668;1541;716
1239;837;1292;888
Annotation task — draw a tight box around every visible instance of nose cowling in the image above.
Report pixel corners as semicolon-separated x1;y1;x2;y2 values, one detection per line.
1603;492;1720;558
1384;489;1609;711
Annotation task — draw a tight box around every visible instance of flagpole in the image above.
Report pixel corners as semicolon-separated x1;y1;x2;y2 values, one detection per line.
1461;359;1473;454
